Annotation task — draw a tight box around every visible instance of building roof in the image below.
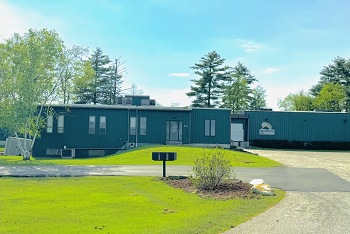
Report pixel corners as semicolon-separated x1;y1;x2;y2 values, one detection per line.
47;104;231;111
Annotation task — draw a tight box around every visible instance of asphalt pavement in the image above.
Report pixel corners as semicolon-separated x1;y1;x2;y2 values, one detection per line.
1;165;349;192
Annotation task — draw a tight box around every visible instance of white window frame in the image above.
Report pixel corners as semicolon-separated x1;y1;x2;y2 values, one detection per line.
130;117;136;135
99;116;106;135
57;115;64;134
205;119;216;137
89;116;96;134
47;115;53;133
140;117;146;135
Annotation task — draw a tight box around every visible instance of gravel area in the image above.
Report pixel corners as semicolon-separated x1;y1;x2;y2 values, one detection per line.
225;149;350;234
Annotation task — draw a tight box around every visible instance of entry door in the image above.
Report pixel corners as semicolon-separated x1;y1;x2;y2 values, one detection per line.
166;121;183;142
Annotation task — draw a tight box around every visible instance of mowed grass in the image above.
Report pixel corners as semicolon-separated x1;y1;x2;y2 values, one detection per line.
0;176;285;234
0;145;4;152
0;145;282;167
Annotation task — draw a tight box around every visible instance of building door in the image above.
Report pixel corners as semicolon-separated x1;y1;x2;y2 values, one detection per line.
166;121;183;142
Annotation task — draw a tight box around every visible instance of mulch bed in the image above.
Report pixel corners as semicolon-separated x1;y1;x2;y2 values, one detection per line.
163;177;260;200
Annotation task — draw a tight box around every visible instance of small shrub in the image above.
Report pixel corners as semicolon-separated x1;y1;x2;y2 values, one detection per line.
191;148;235;191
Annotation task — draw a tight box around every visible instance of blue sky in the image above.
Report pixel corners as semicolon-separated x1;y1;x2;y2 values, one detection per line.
1;0;350;109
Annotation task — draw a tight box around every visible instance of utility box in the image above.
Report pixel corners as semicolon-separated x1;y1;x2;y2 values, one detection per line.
152;152;177;161
4;137;32;156
61;149;75;158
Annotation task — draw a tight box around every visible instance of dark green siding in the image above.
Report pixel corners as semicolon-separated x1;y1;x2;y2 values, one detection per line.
137;110;191;144
32;106;232;157
0;129;7;141
131;96;149;106
245;111;350;142
191;109;231;145
33;107;130;157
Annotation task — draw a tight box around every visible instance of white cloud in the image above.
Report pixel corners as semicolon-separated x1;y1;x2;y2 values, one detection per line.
0;1;64;40
241;42;265;52
264;68;278;74
169;73;190;77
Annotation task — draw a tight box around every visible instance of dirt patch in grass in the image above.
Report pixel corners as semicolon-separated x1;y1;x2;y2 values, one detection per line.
162;177;260;200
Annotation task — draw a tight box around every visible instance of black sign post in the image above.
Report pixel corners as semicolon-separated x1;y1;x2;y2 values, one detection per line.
152;152;177;177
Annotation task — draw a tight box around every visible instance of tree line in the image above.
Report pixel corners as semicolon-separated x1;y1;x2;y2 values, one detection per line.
0;28;138;159
278;57;350;113
186;51;267;113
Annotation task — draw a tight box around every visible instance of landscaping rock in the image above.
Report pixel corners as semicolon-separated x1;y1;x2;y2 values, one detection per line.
251;184;275;196
249;179;265;185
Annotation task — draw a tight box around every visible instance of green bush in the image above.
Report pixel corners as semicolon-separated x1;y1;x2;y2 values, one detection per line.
191;148;235;191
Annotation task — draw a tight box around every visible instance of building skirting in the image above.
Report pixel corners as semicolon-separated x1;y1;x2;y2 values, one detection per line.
231;141;250;149
190;143;230;149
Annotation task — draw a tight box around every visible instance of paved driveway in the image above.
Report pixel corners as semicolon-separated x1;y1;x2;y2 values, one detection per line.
1;165;350;192
225;149;350;234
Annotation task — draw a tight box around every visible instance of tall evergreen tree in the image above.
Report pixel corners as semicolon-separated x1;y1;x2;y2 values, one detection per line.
310;57;350;112
87;47;111;104
100;58;126;105
221;75;251;113
186;51;231;107
249;85;267;110
232;61;257;84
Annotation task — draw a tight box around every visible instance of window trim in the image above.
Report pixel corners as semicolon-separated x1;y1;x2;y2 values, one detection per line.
57;115;64;134
204;119;216;137
140;117;147;135
47;115;53;133
130;117;136;135
99;116;106;135
89;116;96;135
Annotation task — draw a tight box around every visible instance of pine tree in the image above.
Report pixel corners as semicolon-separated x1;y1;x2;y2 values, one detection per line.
186;51;231;107
100;58;126;105
87;48;111;104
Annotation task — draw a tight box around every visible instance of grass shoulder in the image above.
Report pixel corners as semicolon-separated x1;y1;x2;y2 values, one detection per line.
0;145;282;167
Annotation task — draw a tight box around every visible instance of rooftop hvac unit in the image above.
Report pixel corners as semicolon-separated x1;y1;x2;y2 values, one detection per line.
117;97;123;104
150;99;156;105
4;137;32;156
122;97;132;105
141;99;150;106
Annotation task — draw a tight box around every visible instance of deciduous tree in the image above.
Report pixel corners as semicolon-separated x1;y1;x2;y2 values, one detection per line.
313;83;345;112
0;28;64;160
278;90;313;111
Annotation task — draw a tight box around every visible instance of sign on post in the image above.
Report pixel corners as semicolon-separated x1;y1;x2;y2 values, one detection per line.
152;152;177;177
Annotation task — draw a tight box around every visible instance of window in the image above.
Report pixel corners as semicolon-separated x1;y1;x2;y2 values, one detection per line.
88;150;105;157
47;115;53;133
46;149;60;156
141;99;150;106
122;97;132;105
100;116;106;135
140;117;146;135
89;116;95;134
57;115;64;133
205;119;216;137
130;117;136;135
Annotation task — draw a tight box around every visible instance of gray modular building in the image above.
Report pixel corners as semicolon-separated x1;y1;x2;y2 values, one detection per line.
231;110;350;148
32;95;231;157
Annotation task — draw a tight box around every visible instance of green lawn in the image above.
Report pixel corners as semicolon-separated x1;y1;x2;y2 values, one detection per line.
0;176;285;234
0;145;282;167
0;145;4;152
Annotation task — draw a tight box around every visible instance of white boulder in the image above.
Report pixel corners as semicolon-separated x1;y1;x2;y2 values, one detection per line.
249;179;265;186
